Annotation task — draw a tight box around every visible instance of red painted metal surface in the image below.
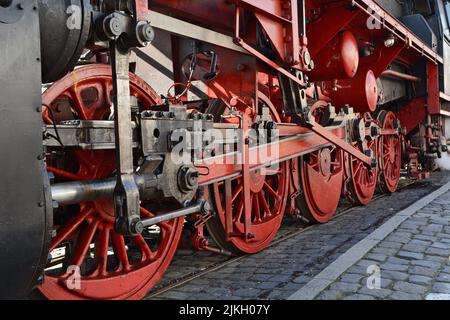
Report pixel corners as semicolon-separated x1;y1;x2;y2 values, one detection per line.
206;93;289;254
328;70;379;113
135;0;148;21
347;114;379;205
297;147;344;223
398;98;427;135
197;126;347;186
306;4;361;57
309;31;359;81
39;65;183;300
427;61;440;115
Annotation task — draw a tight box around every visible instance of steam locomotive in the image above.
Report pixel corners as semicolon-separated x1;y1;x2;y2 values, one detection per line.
0;0;448;299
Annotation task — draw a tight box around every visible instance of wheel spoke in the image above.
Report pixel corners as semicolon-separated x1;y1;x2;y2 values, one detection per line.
47;166;85;181
234;198;244;223
253;193;261;223
258;191;271;218
354;163;363;176
42;107;53;125
263;181;279;200
95;224;110;276
131;234;154;261
70;218;100;267
50;207;94;251
69;89;89;120
232;185;243;203
111;233;130;271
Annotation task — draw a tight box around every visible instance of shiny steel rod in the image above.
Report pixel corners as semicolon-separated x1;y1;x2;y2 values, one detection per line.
51;176;146;206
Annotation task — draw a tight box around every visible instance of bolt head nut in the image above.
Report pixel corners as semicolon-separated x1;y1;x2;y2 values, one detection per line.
202;201;211;213
137;23;155;43
104;16;122;38
131;219;144;234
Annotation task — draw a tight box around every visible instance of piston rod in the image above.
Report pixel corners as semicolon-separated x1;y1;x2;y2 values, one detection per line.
140;200;209;228
51;175;148;206
51;178;210;229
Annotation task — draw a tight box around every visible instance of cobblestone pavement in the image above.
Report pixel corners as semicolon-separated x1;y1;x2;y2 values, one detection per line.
314;189;450;300
150;172;450;300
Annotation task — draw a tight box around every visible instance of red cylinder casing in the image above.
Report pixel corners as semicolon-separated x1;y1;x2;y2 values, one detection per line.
328;70;379;113
308;31;359;81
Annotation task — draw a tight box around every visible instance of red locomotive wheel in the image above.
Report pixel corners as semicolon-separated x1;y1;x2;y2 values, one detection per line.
348;134;379;206
377;111;401;193
206;93;289;254
297;147;344;223
39;65;183;300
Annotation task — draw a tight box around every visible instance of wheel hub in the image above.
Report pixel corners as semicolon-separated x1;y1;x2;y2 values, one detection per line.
94;199;115;223
249;170;266;193
319;149;332;179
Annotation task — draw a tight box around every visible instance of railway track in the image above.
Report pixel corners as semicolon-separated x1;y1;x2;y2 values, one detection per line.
146;178;417;299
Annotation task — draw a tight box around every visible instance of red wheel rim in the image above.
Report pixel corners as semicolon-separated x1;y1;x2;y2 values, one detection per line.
378;111;401;193
39;65;183;300
298;147;344;223
348;133;378;206
207;93;289;254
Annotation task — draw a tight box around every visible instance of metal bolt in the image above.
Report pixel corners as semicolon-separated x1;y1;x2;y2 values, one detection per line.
236;64;246;72
137;23;155;43
131;219;144;234
17;3;24;10
202;201;211;214
104;16;122;38
142;110;153;118
371;158;378;168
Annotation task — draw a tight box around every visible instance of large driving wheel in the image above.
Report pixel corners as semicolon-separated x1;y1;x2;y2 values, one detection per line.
39;65;183;300
377;111;401;193
347;116;379;206
206;93;289;254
